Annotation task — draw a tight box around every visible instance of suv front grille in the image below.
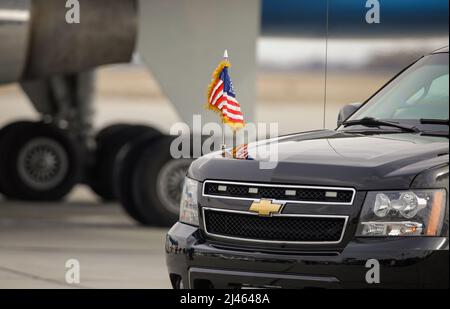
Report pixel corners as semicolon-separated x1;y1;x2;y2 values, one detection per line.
203;208;348;243
203;181;354;205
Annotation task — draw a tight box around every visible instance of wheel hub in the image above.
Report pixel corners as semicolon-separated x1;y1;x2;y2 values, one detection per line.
157;159;192;215
27;147;58;178
17;138;69;191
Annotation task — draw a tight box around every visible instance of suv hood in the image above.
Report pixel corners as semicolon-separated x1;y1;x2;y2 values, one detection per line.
189;130;449;190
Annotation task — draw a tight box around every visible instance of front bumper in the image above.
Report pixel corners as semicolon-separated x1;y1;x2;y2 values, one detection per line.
166;222;449;289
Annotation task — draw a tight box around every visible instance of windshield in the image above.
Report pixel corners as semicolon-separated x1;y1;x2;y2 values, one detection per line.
347;53;449;131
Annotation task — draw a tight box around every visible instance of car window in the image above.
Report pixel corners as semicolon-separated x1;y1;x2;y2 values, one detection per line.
428;74;449;97
408;74;449;103
349;54;449;121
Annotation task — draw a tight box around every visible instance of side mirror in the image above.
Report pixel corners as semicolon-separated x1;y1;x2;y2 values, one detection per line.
337;103;363;127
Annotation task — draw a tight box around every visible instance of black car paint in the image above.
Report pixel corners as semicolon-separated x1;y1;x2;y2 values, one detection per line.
188;131;448;191
166;51;449;289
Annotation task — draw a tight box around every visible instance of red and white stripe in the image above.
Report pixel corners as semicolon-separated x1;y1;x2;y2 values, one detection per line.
233;144;249;159
209;80;244;124
209;80;224;107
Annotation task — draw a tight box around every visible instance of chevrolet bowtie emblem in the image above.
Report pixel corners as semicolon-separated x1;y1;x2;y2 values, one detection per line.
249;199;284;216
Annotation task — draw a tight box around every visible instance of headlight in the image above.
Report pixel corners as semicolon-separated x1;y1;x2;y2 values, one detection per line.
179;177;199;226
357;189;447;237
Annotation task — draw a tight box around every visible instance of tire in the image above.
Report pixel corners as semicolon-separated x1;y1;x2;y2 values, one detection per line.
95;124;130;143
0;121;35;198
114;132;163;223
89;124;161;201
0;122;82;201
131;136;194;226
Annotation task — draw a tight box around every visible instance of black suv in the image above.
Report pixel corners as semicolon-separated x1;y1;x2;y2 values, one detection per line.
166;47;449;289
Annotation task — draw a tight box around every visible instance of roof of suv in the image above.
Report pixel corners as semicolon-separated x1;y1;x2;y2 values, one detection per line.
431;46;449;54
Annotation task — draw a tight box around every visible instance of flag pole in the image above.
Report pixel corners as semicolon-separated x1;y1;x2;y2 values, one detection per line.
232;129;237;159
221;49;228;157
221;119;226;157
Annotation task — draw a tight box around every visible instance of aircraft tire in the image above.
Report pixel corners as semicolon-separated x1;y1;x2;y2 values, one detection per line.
114;132;163;224
89;124;161;201
0;121;35;198
118;135;193;227
0;121;82;201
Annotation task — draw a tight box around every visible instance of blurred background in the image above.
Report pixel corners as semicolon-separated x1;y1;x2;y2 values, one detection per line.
0;0;448;288
2;38;448;135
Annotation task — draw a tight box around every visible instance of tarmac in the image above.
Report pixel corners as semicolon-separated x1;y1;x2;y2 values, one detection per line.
0;187;171;289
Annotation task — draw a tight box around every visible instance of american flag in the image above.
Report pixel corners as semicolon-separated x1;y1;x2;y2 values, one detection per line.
207;56;245;130
232;144;249;159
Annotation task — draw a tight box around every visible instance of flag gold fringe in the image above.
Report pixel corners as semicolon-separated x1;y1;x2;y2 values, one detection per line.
205;59;231;114
205;59;245;131
223;116;245;130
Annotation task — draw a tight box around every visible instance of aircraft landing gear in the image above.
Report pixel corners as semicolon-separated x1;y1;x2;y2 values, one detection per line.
0;72;194;226
88;124;161;201
0;121;82;201
0;121;194;226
